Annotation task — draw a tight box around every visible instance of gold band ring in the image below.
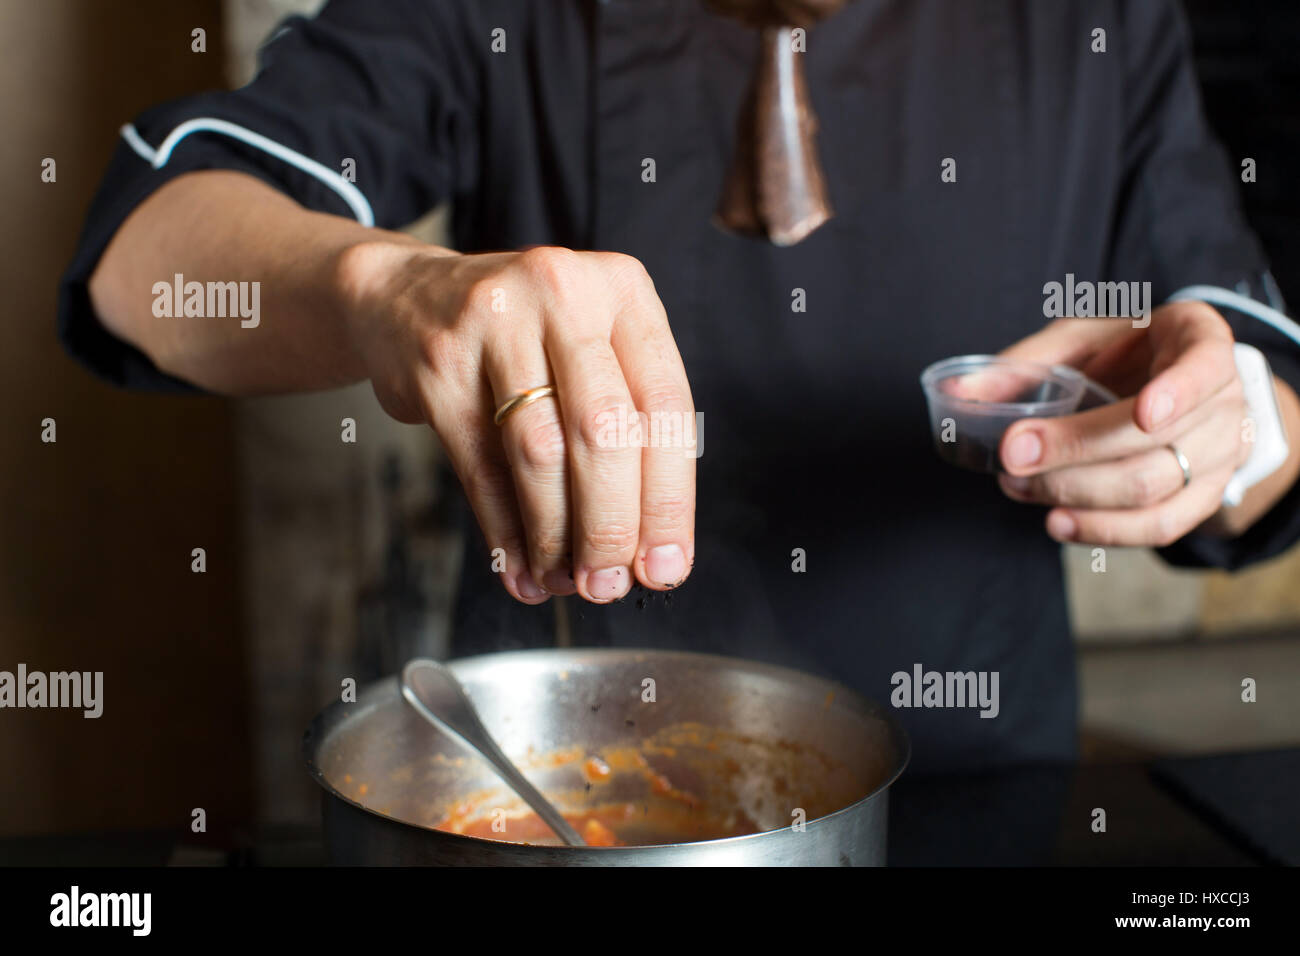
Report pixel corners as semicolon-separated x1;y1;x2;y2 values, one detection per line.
494;385;557;426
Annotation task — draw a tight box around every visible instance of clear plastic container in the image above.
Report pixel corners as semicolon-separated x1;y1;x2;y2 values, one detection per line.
920;355;1112;473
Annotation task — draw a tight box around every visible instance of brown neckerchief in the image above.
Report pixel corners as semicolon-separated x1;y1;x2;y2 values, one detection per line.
706;0;853;245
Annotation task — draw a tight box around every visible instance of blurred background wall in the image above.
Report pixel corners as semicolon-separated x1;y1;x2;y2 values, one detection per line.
0;0;251;838
1;0;1297;841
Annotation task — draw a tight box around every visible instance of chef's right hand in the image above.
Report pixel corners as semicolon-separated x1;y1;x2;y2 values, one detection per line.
334;242;696;605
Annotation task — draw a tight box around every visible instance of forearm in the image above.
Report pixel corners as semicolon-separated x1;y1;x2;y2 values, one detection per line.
87;169;434;395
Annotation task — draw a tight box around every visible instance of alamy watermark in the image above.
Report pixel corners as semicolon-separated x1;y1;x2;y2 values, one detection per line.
152;273;260;328
592;406;703;458
0;664;102;718
891;663;999;718
1043;273;1151;328
50;886;150;936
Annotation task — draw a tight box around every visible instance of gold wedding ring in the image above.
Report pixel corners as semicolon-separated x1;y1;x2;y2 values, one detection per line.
494;385;557;426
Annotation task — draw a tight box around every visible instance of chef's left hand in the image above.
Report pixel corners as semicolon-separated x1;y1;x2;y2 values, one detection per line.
994;302;1292;546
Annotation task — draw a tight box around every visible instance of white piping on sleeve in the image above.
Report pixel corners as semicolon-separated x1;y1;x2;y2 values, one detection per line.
119;118;374;227
119;123;158;164
1167;285;1300;350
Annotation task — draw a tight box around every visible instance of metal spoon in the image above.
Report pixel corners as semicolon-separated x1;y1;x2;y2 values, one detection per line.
399;658;585;847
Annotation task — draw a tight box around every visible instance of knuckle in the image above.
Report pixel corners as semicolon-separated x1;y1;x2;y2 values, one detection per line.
1051;428;1089;468
1099;521;1130;548
1085;520;1115;546
640;492;693;528
1131;467;1165;506
517;246;583;292
607;253;656;292
514;416;567;473
582;519;640;557
575;398;631;450
597;252;665;319
530;531;570;564
638;384;692;418
598;250;646;274
639;393;694;448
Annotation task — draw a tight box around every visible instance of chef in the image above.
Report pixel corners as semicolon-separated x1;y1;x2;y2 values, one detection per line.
61;0;1300;774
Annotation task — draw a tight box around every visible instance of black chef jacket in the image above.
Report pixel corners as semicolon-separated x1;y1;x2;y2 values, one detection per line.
59;0;1300;773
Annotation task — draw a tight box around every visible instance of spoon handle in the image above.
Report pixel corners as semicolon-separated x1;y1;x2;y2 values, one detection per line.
401;660;586;847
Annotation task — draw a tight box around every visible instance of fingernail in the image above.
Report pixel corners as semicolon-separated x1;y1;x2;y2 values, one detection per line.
516;572;546;601
587;566;631;601
542;569;575;594
645;544;687;586
1001;474;1031;494
1005;431;1043;469
1047;511;1077;540
1149;391;1175;427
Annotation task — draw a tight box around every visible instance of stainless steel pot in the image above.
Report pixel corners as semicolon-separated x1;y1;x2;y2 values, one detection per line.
304;648;909;865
